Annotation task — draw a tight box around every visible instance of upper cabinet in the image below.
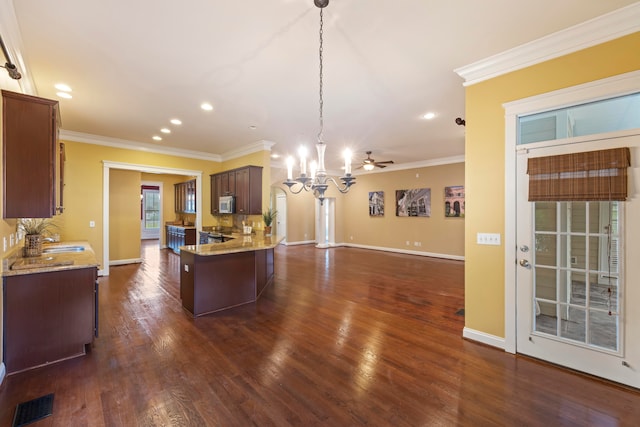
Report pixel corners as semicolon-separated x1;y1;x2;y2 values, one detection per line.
175;179;196;214
2;90;62;218
210;165;262;215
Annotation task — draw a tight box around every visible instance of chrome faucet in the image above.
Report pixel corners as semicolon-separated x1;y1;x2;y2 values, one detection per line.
43;237;56;243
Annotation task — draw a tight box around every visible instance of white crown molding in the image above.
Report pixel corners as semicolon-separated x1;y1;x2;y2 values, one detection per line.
270;154;465;174
61;131;275;163
61;129;223;161
0;0;36;94
220;139;275;162
455;3;640;86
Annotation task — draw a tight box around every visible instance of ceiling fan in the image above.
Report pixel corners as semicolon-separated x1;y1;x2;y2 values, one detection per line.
359;151;394;171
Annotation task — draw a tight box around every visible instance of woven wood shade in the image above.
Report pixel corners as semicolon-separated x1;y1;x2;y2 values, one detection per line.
527;147;631;201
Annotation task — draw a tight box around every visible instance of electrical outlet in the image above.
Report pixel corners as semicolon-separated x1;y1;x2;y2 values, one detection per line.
414;241;422;247
477;233;501;245
406;241;410;246
350;235;354;240
89;220;96;228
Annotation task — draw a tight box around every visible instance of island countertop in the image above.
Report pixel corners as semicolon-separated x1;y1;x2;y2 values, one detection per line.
2;241;100;277
180;233;284;256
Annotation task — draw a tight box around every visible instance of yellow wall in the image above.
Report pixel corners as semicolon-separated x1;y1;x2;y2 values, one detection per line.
342;163;465;256
58;140;223;268
274;160;465;255
464;32;640;337
109;169;142;261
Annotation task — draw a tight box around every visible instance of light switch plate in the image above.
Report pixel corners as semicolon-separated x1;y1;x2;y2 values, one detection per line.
477;233;501;245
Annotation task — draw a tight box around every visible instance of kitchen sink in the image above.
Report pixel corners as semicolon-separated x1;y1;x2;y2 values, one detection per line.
42;245;85;253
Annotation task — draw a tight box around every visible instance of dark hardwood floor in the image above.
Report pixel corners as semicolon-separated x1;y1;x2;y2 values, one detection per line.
1;240;639;426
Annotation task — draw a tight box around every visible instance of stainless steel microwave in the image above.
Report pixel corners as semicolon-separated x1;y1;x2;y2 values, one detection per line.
219;195;235;214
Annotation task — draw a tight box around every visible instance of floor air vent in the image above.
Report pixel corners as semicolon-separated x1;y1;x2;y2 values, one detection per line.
12;393;54;427
455;309;465;316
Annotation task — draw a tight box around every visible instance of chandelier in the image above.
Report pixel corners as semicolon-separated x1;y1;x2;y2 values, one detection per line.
283;0;355;205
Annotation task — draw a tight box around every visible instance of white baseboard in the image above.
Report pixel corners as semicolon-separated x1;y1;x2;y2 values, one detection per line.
0;363;5;385
463;327;506;350
343;243;464;261
109;258;143;266
283;240;316;246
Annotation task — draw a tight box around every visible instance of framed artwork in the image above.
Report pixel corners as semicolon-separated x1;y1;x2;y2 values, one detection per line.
396;188;431;217
369;191;384;216
445;185;465;218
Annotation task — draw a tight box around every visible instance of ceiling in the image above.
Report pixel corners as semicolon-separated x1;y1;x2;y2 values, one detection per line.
1;0;638;172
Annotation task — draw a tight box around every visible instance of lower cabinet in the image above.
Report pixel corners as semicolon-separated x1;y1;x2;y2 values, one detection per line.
3;267;98;374
166;225;196;253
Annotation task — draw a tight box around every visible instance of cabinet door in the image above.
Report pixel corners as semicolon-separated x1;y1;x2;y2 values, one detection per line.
235;168;249;214
4;268;96;374
210;174;221;214
2;90;59;218
221;173;229;195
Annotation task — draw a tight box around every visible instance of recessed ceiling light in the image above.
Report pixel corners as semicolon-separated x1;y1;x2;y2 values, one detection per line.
170;118;182;125
249;125;257;130
160;128;171;134
201;103;213;111
56;92;72;99
54;83;72;92
271;153;280;159
152;136;162;141
423;112;436;120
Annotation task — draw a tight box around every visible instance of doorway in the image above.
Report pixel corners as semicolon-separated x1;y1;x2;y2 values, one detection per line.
275;190;287;242
515;135;639;388
141;183;162;240
504;71;640;388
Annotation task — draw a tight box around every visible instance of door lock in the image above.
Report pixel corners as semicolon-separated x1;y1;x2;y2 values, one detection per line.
519;245;529;252
519;259;531;268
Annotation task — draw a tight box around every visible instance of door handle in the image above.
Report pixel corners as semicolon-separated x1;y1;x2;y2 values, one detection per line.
519;259;530;268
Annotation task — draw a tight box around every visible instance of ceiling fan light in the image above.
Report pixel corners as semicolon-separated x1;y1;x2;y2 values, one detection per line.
363;163;375;171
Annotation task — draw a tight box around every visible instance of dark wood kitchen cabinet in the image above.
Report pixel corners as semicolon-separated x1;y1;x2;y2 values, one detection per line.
174;179;196;214
166;225;196;253
210;165;262;215
3;267;98;374
2;90;63;218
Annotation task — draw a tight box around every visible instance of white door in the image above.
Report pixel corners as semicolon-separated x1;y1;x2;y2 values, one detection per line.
141;185;161;240
516;134;640;388
276;194;287;241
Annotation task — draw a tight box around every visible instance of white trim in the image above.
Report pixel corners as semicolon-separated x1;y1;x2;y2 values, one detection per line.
503;71;640;355
283;240;316;246
271;155;465;174
103;161;203;276
343;243;464;261
0;0;36;94
221;140;275;162
61;130;275;163
109;258;143;266
455;3;640;86
62;130;222;162
0;362;5;386
463;327;506;350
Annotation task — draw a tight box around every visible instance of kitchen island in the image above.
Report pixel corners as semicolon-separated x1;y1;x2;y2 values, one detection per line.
179;234;283;317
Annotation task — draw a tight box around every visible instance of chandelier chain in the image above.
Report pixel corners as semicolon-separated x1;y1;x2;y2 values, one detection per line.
318;8;324;143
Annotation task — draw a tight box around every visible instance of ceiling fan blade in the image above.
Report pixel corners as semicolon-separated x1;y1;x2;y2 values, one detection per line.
375;160;394;165
375;164;387;168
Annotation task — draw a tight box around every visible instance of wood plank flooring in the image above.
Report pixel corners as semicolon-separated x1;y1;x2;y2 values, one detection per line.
1;240;639;426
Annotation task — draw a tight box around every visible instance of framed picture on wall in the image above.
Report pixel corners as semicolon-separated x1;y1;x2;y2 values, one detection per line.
445;185;465;218
369;191;384;216
396;188;431;217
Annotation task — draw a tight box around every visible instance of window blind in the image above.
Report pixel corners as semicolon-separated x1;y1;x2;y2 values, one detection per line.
527;147;631;201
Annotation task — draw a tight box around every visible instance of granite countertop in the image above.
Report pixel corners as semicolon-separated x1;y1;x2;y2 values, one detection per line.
181;233;284;256
2;241;100;277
